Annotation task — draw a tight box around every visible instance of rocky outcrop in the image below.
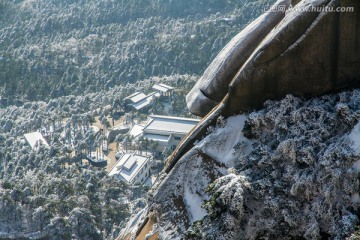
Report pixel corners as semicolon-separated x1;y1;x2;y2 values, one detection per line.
187;0;360;117
186;0;292;116
122;90;360;240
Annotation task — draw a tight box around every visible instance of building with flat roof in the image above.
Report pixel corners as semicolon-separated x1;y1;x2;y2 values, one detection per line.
130;115;200;155
124;92;147;104
152;84;174;97
24;132;49;150
108;153;150;184
144;115;200;136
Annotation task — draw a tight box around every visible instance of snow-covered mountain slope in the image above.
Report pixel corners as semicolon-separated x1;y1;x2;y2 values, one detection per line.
123;89;360;239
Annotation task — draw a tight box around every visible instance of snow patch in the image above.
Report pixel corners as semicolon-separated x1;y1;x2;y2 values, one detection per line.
184;185;207;224
349;121;360;155
351;193;360;203
352;160;360;172
197;114;252;166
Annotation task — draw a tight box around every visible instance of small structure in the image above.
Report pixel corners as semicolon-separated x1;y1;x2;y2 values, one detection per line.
124;92;147;105
24;132;49;150
109;153;151;184
152;84;174;97
86;153;107;167
124;92;155;112
131;115;200;154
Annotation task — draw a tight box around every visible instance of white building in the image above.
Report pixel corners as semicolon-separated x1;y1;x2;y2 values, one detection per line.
108;153;151;184
130;115;200;154
152;84;174;97
124;92;156;112
24;132;49;150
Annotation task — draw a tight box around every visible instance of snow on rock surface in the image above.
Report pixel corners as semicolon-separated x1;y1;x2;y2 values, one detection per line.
197;114;252;166
145;90;360;240
184;183;207;223
349;121;360;155
145;112;254;240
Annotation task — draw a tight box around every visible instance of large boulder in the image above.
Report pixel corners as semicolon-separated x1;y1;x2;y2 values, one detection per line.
186;0;292;116
187;0;360;117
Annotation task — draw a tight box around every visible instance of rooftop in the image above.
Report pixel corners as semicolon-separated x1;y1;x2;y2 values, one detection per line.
24;132;49;150
144;115;200;135
125;92;147;103
131;95;154;110
122;155;137;171
152;84;174;93
129;124;145;138
109;153;149;183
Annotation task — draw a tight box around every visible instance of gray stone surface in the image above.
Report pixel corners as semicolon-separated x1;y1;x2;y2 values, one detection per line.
187;0;360;117
186;0;291;116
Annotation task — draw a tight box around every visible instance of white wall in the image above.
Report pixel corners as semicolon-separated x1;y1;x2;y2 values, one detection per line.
132;159;151;184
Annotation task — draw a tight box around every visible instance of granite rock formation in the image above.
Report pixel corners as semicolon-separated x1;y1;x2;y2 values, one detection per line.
120;90;360;240
186;0;292;116
187;0;360;117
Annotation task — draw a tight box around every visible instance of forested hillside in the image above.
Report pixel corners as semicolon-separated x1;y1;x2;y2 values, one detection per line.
0;0;273;101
